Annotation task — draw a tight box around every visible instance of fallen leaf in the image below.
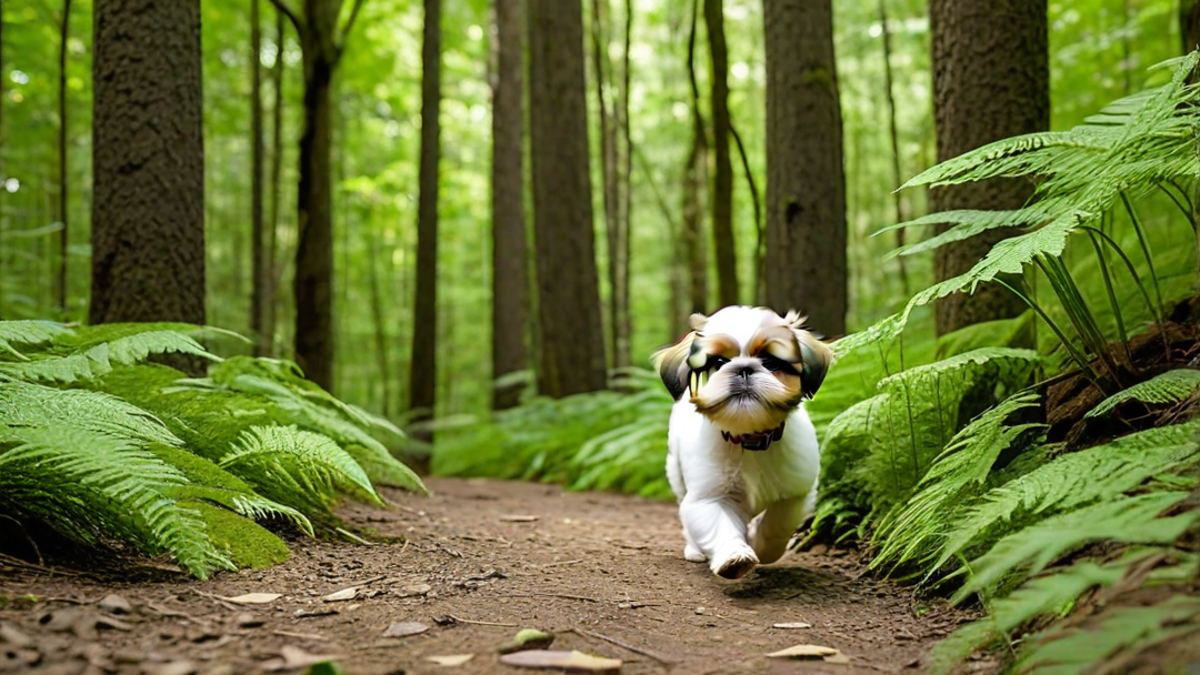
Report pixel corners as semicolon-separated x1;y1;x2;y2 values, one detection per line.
381;621;429;638
825;652;852;664
427;654;474;666
320;587;358;602
97;593;133;615
223;593;282;605
262;646;341;671
500;515;539;522
771;622;812;629
499;628;555;654
766;644;840;660
500;650;621;673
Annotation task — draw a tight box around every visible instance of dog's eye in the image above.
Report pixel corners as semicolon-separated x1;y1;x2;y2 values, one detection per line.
707;356;730;371
761;354;800;376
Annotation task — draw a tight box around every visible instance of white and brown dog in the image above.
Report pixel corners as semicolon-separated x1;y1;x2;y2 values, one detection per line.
653;306;831;580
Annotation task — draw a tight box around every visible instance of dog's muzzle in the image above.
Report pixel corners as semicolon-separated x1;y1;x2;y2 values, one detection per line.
720;421;786;451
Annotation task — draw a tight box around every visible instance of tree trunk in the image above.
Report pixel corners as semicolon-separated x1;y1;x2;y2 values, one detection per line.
878;0;908;294
409;0;441;437
763;0;847;337
57;0;71;316
266;5;285;357
491;0;530;410
528;0;607;398
1183;0;1200;53
0;4;5;316
929;0;1048;336
682;0;708;316
615;0;632;369
590;0;621;371
705;0;738;308
91;0;205;328
367;219;391;416
250;0;269;355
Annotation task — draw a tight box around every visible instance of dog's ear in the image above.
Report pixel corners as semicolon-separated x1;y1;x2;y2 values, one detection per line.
652;330;699;401
784;311;833;399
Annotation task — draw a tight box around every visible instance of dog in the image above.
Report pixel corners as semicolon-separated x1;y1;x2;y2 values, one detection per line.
653;306;831;580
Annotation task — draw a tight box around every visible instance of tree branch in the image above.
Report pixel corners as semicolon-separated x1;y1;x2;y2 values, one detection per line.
337;0;368;54
266;0;303;35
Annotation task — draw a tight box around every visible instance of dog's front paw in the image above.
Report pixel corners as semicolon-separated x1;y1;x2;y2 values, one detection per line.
684;543;707;563
710;545;758;580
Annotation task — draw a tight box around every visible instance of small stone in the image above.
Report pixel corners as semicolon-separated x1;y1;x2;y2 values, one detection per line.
0;622;33;647
113;649;146;664
97;594;132;615
401;584;432;597
146;660;199;675
235;612;264;629
694;607;706;615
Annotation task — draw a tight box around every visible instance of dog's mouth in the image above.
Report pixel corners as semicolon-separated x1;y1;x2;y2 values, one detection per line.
720;421;785;451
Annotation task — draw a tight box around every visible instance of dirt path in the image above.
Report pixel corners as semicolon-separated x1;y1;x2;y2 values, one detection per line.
1;478;974;674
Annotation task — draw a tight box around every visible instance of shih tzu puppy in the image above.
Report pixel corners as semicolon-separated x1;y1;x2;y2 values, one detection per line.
653;306;831;580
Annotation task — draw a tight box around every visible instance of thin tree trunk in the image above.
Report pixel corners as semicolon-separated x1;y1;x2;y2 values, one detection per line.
729;120;762;303
0;3;5;316
491;0;530;410
529;0;607;397
929;0;1047;337
590;0;621;370
250;0;268;355
57;0;71;315
878;0;908;294
266;6;285;356
615;0;632;369
91;0;205;330
367;217;391;416
1180;1;1200;287
705;0;738;307
763;0;847;336
682;0;708;316
409;0;441;438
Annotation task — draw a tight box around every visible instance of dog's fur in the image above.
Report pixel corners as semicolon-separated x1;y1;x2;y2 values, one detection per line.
653;306;831;580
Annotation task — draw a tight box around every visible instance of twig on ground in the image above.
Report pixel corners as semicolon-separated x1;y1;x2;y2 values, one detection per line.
567;627;675;664
273;629;329;641
446;614;518;627
509;592;602;603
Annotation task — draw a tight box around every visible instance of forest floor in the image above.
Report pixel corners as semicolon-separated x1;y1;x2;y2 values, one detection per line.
0;478;977;675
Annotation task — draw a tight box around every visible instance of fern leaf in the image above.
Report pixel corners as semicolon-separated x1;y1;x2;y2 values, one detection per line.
0;320;71;360
1;379;183;448
954;492;1195;602
1086;369;1200;418
929;559;1125;675
219;425;383;511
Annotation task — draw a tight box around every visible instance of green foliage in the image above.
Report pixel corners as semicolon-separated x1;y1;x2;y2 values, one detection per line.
0;320;424;577
1086;368;1200;418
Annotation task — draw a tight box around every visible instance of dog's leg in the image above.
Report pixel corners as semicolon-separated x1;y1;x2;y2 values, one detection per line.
748;495;809;565
679;495;758;579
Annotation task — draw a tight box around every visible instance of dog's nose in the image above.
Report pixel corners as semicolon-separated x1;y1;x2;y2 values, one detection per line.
737;366;755;380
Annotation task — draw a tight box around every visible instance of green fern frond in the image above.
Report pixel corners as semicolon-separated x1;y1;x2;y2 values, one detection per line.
929;559;1126;675
1016;595;1200;675
0;320;71;360
933;421;1200;576
1086;369;1200;418
1;329;219;385
1;379;183;448
0;426;233;579
873;392;1046;574
954;492;1196;602
219;425;383;513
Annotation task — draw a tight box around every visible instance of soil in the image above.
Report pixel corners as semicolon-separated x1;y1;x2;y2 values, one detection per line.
0;478;975;675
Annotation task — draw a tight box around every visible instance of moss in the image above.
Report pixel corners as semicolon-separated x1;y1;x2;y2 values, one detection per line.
186;501;290;569
801;67;835;92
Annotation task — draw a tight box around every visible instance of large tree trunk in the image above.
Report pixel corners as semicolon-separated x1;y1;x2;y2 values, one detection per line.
705;0;738;308
57;0;71;315
763;0;847;337
408;0;441;437
528;0;607;398
91;0;205;327
490;0;530;410
929;0;1048;336
250;0;269;355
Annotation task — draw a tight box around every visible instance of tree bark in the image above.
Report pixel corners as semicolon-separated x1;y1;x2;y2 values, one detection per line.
367;219;391;416
1183;0;1200;53
491;0;530;410
528;0;607;398
929;0;1048;336
763;0;847;337
57;0;71;315
705;0;738;308
408;0;441;437
250;0;269;355
91;0;205;328
682;0;708;316
878;0;908;294
266;5;285;357
615;0;632;369
590;0;621;370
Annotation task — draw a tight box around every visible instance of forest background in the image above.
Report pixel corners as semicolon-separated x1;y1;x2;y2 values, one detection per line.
0;0;1179;424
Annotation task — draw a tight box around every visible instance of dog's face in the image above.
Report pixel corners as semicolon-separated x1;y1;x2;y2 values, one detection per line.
653;306;832;439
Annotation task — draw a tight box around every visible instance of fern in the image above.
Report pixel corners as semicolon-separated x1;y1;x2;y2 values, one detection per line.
1086;368;1200;418
872;392;1046;574
0;320;70;359
933;421;1200;577
1016;596;1200;675
954;491;1196;603
0;327;219;384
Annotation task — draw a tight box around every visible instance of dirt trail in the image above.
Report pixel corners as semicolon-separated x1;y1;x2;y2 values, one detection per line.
0;478;974;674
